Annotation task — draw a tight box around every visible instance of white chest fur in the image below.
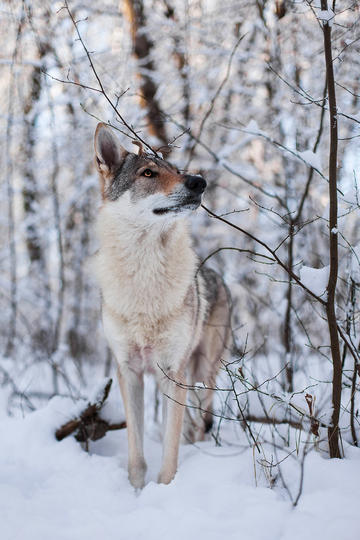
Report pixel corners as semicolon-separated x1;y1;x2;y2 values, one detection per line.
93;203;198;347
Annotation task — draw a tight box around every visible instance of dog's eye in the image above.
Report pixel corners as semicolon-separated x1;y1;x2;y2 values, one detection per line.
143;169;155;177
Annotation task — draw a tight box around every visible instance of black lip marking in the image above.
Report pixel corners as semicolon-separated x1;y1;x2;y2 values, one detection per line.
153;207;172;215
153;198;201;215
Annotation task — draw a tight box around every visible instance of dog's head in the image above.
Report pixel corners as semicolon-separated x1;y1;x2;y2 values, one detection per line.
94;123;206;223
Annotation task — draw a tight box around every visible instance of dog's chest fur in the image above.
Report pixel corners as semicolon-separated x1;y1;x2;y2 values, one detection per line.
94;204;199;348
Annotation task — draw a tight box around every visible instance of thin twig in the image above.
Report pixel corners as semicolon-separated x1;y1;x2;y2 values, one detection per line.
62;0;158;155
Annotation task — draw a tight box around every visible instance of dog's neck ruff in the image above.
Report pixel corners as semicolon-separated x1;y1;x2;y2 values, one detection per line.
94;204;198;332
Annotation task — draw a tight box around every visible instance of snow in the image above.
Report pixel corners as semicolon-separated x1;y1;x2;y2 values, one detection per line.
245;119;264;135
1;398;360;540
318;10;335;26
296;150;322;171
299;265;329;297
242;123;323;174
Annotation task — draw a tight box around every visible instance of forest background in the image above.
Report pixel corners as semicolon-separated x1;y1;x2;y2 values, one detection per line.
1;0;360;523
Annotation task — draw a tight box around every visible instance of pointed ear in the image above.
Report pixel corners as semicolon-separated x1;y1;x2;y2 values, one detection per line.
94;123;127;176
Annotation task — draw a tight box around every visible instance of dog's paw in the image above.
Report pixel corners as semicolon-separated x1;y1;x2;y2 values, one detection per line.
181;419;205;444
128;459;147;490
157;469;176;485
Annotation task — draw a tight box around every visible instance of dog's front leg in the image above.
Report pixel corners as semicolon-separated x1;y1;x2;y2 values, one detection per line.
117;365;146;489
158;369;187;485
104;314;146;489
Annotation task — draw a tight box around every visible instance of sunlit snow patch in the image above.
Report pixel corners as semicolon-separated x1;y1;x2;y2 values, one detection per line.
299;265;329;298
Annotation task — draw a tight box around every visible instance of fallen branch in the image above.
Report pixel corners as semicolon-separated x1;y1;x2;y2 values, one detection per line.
242;414;303;430
55;378;126;444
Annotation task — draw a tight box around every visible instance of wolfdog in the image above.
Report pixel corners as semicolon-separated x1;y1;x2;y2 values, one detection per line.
93;123;230;488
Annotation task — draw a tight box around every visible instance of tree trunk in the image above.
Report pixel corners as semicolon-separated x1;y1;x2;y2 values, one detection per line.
123;0;168;145
321;0;342;458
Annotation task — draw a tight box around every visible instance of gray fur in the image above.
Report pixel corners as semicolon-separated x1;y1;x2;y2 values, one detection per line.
93;122;230;487
106;153;177;201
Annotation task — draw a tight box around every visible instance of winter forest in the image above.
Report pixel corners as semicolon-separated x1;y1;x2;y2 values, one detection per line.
1;0;360;538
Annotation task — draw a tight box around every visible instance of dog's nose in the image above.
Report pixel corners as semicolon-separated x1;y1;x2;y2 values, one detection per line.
184;175;207;195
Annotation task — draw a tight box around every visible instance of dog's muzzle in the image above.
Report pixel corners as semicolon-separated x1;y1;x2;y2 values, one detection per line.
152;175;207;216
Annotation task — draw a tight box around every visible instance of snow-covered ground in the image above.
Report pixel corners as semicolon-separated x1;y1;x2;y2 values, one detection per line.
1;393;359;540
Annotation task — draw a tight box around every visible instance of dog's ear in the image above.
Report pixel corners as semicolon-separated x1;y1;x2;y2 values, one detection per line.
94;123;127;177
